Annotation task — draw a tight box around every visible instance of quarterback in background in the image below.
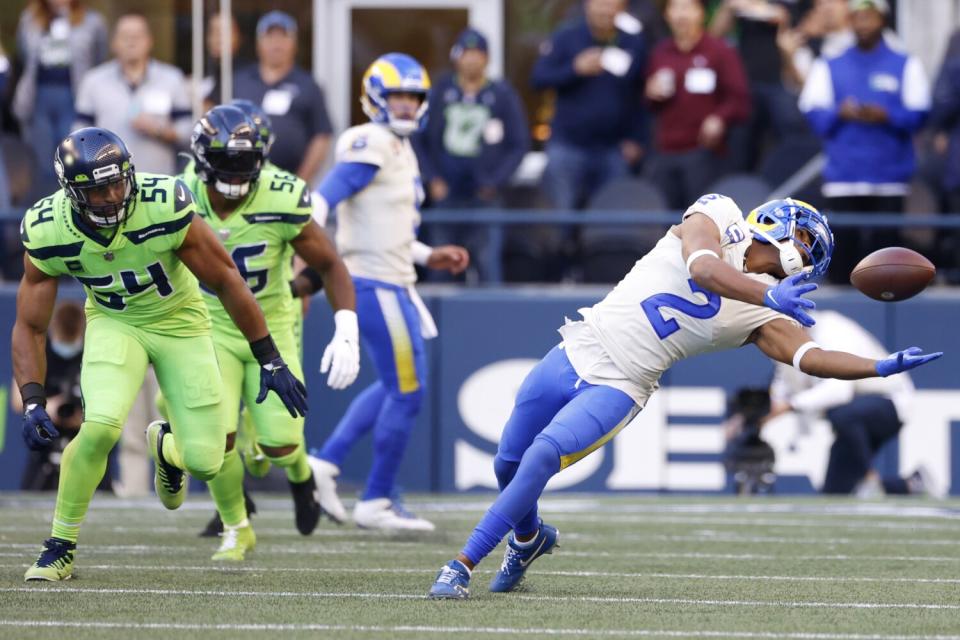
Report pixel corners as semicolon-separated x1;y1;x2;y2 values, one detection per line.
428;195;943;598
15;128;307;581
306;53;469;531
167;105;358;560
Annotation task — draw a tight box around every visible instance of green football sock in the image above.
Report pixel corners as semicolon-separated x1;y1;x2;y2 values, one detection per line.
208;447;247;527
267;442;311;483
51;421;121;543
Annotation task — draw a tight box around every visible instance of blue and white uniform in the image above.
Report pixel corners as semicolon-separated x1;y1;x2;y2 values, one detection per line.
313;120;431;503
462;194;792;564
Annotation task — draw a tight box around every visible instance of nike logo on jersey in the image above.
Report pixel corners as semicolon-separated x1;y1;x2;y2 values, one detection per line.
177;184;187;202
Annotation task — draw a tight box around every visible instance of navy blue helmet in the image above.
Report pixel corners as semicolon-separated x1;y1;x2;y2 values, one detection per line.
230;98;275;156
54;127;138;228
191;105;264;199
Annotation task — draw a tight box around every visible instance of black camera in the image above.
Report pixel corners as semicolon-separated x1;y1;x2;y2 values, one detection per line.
724;388;776;495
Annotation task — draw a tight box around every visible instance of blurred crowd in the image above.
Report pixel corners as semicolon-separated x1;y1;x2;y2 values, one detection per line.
1;0;960;284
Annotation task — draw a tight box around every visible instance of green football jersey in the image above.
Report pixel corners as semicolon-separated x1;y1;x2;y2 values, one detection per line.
20;173;211;337
181;166;311;338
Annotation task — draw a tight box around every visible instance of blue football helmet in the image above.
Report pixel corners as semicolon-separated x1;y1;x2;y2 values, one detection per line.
54;127;138;228
191;105;265;199
230;98;276;156
360;53;431;136
745;198;834;278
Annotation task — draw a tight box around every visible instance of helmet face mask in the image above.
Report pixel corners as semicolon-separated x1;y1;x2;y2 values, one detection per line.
192;105;265;200
746;198;834;278
55;128;138;229
361;53;431;137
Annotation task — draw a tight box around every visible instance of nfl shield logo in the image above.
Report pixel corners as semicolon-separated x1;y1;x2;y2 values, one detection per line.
103;252;115;261
218;229;231;241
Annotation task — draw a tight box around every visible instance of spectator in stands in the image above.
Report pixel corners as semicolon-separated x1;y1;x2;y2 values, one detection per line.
74;11;192;176
799;0;929;215
780;0;854;88
531;0;647;210
644;0;750;210
221;11;333;186
415;27;529;281
201;10;244;105
710;0;809;171
930;28;960;214
12;0;108;194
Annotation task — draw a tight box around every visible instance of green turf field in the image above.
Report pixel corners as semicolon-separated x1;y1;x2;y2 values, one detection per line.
0;493;958;639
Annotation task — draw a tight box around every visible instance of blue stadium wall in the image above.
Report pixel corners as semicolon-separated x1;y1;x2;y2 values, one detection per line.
0;286;957;495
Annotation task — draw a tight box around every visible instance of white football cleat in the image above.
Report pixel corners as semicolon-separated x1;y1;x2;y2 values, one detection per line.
306;455;348;524
353;498;435;531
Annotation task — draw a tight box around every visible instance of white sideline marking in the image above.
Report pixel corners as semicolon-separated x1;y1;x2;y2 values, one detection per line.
0;621;957;640
2;563;959;585
0;621;958;639
562;551;960;563
3;587;958;610
567;532;960;547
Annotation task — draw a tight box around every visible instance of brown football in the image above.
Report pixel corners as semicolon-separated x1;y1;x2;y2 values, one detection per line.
850;247;936;302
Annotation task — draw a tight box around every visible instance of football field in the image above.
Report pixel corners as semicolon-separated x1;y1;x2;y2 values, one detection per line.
0;493;958;640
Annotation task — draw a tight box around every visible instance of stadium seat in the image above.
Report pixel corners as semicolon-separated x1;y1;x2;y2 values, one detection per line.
581;177;668;283
705;174;772;209
758;138;822;192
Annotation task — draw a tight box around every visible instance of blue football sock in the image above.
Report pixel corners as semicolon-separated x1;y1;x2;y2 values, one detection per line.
363;389;422;500
493;453;540;538
462;437;560;565
318;382;387;466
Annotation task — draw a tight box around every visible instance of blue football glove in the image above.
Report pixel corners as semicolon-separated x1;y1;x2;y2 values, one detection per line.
22;404;59;451
257;357;308;418
763;273;818;327
875;347;944;377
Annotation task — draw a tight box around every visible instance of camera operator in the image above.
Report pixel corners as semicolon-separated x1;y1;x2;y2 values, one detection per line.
11;301;109;492
723;387;777;495
762;310;928;497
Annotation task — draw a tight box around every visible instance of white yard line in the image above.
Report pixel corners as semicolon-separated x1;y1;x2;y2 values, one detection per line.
0;620;957;639
2;586;958;610
1;563;958;585
566;532;960;547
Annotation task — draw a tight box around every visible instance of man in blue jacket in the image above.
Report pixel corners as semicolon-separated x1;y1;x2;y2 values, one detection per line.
798;0;929;277
532;0;647;210
415;28;529;281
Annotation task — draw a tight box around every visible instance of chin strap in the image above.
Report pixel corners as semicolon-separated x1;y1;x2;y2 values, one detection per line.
751;227;806;276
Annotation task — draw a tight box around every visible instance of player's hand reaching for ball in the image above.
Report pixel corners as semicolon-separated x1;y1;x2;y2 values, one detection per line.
763;273;818;327
427;245;470;275
875;347;943;377
321;310;360;390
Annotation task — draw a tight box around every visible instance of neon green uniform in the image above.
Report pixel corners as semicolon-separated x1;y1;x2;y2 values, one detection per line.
21;173;226;543
177;167;314;526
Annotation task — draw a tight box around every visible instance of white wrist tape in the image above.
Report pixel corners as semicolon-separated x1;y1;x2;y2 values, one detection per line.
412;241;433;266
792;341;820;371
311;193;330;227
685;249;720;274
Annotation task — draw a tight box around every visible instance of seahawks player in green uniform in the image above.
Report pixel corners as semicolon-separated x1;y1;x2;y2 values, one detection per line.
15;127;308;581
182;105;357;560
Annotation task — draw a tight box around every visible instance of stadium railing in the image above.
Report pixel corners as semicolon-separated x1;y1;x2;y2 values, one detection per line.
420;209;960;284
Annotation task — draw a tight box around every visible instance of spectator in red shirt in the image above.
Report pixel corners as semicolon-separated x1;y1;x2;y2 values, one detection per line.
644;0;751;209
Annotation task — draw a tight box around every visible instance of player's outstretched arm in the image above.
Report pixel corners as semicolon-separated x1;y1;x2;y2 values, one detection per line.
679;213;818;327
176;216;308;417
753;318;944;380
291;221;360;390
12;256;61;449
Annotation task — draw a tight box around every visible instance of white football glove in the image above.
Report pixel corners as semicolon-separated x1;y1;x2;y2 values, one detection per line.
320;309;360;390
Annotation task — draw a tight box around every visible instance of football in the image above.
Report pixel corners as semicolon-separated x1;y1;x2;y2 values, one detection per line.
850;247;936;301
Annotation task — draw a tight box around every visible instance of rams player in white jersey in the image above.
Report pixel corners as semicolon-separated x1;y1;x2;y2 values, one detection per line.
308;53;469;530
429;195;943;598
